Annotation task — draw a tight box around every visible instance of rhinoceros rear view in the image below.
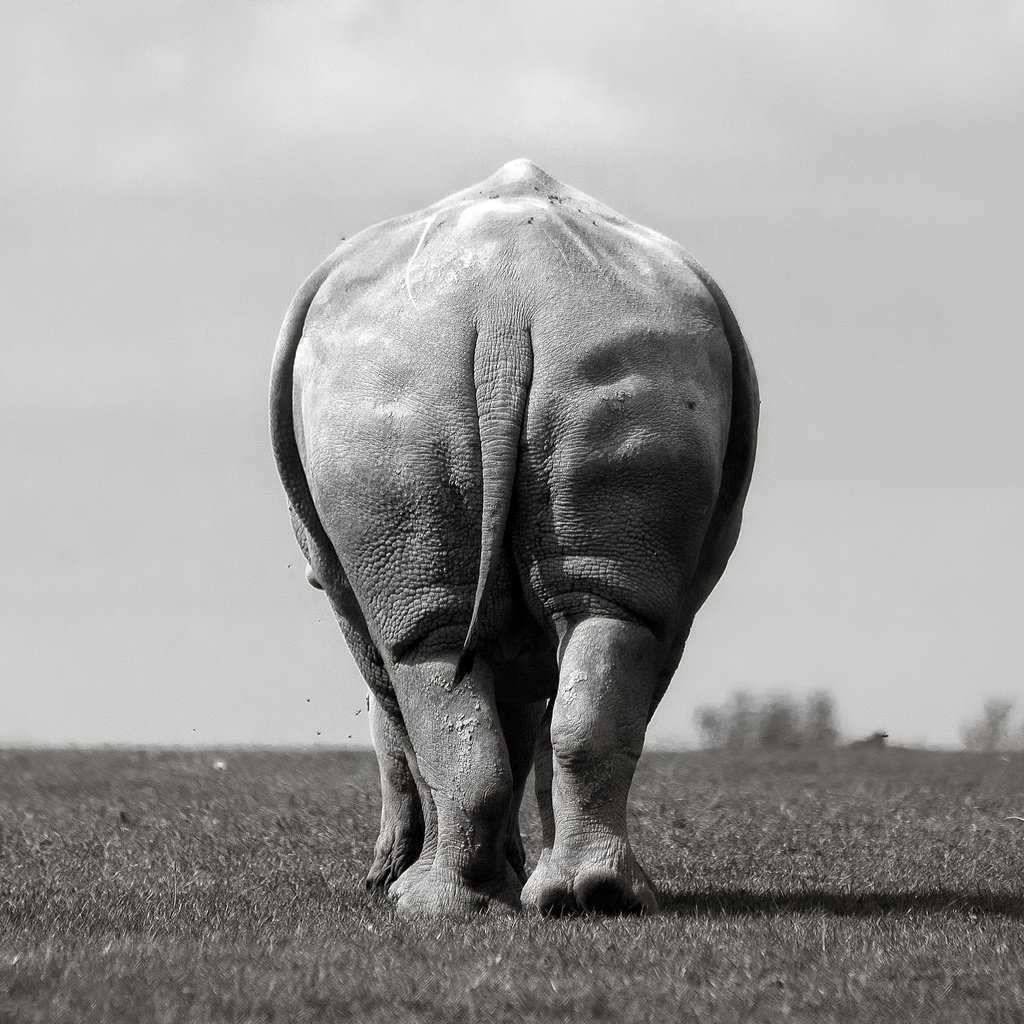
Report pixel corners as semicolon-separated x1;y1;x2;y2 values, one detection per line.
270;159;758;915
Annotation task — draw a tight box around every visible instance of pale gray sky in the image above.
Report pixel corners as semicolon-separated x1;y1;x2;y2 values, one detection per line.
2;0;1022;747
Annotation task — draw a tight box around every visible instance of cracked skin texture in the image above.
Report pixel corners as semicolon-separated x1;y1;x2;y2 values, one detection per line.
271;159;758;916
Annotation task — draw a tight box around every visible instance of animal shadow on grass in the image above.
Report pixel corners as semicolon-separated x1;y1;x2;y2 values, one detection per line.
663;889;1024;919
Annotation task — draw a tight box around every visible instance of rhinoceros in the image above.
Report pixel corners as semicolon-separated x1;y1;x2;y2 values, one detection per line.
270;159;758;915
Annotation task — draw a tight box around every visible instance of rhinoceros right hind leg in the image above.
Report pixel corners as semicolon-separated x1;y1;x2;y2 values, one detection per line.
521;615;661;916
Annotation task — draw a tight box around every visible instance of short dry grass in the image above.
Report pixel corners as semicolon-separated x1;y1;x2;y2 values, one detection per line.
2;746;1022;1022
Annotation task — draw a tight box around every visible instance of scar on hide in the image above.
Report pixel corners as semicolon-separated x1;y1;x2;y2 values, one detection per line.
405;212;438;309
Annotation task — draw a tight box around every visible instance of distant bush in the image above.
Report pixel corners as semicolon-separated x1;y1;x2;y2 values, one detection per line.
960;698;1020;752
848;731;889;749
695;690;840;750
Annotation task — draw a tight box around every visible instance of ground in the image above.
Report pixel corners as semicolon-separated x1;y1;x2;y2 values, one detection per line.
2;746;1022;1022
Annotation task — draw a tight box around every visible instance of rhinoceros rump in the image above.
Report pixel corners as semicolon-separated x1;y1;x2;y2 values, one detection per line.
271;160;758;916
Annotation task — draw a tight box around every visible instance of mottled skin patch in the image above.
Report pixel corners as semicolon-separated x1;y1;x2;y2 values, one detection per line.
270;159;758;916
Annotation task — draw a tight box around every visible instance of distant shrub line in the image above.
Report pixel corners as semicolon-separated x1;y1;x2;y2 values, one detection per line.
695;691;1024;752
694;690;840;750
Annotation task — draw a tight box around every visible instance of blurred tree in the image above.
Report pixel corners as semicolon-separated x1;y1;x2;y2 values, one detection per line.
803;690;839;746
694;705;725;749
961;698;1016;752
694;690;841;750
758;695;802;749
725;691;757;750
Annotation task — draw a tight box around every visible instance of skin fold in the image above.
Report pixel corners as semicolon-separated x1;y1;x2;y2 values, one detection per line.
270;159;758;916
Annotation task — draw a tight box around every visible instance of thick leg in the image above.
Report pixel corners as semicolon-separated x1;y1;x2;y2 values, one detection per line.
392;697;544;893
533;709;555;850
386;650;521;916
496;699;548;881
529;706;557;889
365;694;424;891
522;616;661;915
385;739;439;903
299;551;430;897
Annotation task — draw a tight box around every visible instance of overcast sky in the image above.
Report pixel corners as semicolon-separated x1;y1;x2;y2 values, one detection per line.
2;0;1022;748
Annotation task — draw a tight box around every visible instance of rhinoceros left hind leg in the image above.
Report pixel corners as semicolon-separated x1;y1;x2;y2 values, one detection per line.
365;694;426;892
387;697;543;896
386;650;521;917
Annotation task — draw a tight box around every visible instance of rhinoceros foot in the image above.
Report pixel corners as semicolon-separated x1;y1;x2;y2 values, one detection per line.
392;861;522;917
522;839;657;916
365;820;423;892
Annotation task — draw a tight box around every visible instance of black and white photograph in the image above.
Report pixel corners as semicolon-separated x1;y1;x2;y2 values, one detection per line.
3;1;1022;1020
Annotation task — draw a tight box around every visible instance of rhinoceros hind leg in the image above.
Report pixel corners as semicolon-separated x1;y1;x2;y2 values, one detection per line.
496;699;548;883
387;649;522;916
521;615;660;916
533;706;554;851
365;694;426;892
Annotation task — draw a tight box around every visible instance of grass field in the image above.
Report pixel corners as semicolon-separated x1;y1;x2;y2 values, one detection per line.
2;746;1022;1022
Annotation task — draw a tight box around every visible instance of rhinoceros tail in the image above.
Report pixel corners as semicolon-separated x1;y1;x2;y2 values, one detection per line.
454;318;534;683
269;246;347;582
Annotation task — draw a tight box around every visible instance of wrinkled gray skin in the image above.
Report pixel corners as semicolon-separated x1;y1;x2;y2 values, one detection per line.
271;160;758;916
